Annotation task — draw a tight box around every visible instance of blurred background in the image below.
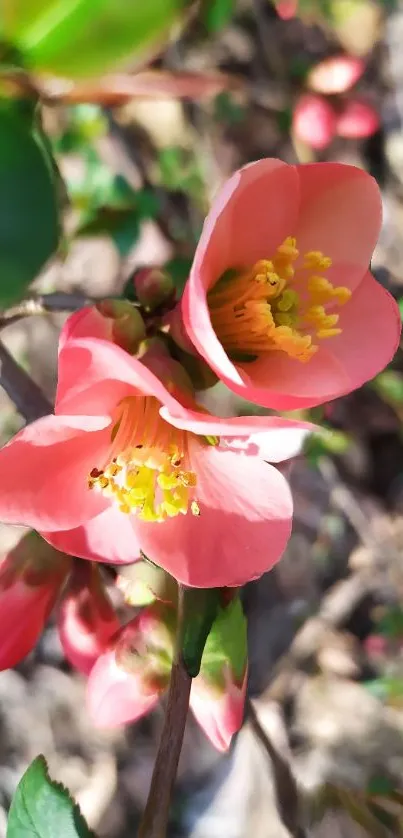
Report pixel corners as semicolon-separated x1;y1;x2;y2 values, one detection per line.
1;0;403;835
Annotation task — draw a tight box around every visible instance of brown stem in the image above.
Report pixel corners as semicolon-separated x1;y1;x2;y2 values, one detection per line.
0;292;93;329
137;586;192;838
0;341;52;422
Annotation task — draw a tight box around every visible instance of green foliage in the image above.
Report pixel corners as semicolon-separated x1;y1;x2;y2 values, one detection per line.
304;426;351;466
201;596;247;684
7;756;95;838
373;370;403;408
202;0;236;32
181;587;221;677
2;0;190;78
0;99;60;305
158;146;204;202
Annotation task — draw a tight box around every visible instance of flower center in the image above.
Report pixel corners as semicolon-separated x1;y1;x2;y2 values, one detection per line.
207;237;352;362
87;397;199;523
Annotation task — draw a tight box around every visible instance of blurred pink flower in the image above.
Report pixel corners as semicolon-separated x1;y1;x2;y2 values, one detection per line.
307;55;364;95
336;99;380;139
190;664;247;752
179;158;400;410
0;307;310;588
58;560;120;675
293;94;337;150
0;532;71;670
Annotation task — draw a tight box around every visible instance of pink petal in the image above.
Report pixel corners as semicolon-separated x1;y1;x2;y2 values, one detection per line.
0;415;112;530
56;337;191;417
295;163;382;291
59;307;112;353
321;270;401;395
190;668;247;752
87;649;160;728
160;408;313;461
42;506;142;565
134;439;293;588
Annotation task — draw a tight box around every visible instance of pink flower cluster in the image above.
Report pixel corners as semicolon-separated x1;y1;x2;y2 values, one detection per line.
0;158;399;748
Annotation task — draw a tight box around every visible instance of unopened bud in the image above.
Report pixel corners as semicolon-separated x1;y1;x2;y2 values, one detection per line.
58;561;120;675
336;99;380;139
307;55;364;95
190;598;248;752
95;299;146;354
0;531;71;670
133;266;174;310
117;559;177;607
293;94;336;150
87;603;175;727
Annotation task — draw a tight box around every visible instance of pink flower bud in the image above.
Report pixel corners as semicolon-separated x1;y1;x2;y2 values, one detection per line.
293;94;337;150
190;664;248;752
0;532;71;670
276;0;298;19
307;55;364;95
190;598;248;751
87;603;175;727
95;299;146;354
336;99;380;139
58;561;120;675
133;266;174;310
364;633;387;658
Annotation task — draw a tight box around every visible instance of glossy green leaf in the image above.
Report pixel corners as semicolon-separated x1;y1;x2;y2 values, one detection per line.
201;597;247;684
3;0;191;78
0;100;60;305
7;755;95;838
181;587;221;677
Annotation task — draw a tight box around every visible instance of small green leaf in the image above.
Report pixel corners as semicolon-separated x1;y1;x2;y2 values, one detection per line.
201;597;247;683
0;100;60;305
181;587;221;677
4;0;191;78
203;0;235;31
7;755;95;838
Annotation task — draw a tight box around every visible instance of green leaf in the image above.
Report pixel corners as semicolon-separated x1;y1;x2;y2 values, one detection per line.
3;0;190;78
0;100;60;305
7;755;95;838
203;0;236;31
181;587;221;677
201;597;247;684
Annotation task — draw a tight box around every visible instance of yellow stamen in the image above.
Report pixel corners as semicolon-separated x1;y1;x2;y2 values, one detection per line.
87;397;201;523
207;237;352;363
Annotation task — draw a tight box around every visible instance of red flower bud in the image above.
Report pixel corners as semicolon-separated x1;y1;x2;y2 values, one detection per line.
276;0;298;19
336;99;380;139
0;532;71;670
308;55;364;95
133;266;174;310
87;603;175;727
58;561;120;675
293;94;337;150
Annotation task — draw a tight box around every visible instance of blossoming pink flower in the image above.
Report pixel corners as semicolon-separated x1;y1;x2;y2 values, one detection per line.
179;159;401;410
0;531;71;670
58;560;120;675
0;307;310;588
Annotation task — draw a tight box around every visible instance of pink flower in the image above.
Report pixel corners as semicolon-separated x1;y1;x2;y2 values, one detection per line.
0;307;309;587
293;94;337;150
307;55;364;95
179;159;401;411
336;99;380;139
58;560;120;675
87;603;175;727
190;665;247;752
276;0;298;19
0;531;71;670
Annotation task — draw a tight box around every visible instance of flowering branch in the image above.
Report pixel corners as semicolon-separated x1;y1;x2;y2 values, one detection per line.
0;291;93;329
137;584;192;838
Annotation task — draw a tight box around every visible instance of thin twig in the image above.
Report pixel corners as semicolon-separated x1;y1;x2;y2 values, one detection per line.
0;292;92;330
0;341;52;423
137;585;192;838
248;699;305;837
